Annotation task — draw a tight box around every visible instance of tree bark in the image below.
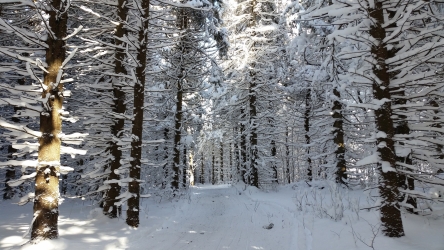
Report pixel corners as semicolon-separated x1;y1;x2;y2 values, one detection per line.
240;110;247;183
271;139;277;184
182;147;187;188
32;0;68;240
172;9;188;192
247;0;259;188
201;152;205;184
103;0;128;218
305;89;312;181
220;141;224;182
212;150;216;185
332;88;347;184
127;0;150;228
369;0;404;237
285;127;291;183
162;127;169;188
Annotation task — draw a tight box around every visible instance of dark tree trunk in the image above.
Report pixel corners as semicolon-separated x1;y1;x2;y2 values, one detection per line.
172;85;182;190
32;0;68;240
271;139;278;184
172;9;188;192
247;0;259;188
220;142;224;182
229;143;232;181
332;88;347;184
234;128;240;182
162;127;169;189
212;150;216;185
103;0;128;218
249;77;258;188
430;100;444;174
369;1;404;237
285;127;291;183
127;0;150;228
182;147;187;188
305;89;312;181
240;110;247;183
201;152;205;184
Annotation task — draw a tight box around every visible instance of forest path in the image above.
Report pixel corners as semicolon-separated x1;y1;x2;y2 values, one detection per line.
129;184;301;250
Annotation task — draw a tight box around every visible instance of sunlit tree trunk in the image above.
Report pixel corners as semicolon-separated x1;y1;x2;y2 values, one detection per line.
32;0;68;240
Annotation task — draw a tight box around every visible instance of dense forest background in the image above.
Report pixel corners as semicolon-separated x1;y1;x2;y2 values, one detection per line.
0;0;444;243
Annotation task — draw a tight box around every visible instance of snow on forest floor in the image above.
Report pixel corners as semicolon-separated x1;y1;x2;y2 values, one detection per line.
1;183;444;250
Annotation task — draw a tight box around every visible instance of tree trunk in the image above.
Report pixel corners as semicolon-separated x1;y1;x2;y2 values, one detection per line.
369;1;404;237
103;0;128;218
172;83;182;190
201;152;205;184
332;87;347;184
285;127;291;183
182;146;187;188
240;110;247;183
249;75;258;187
162;127;169;188
212;150;216;185
172;9;188;192
271;139;277;184
430;100;444;174
247;0;259;188
229;142;233;181
127;0;150;228
305;88;312;181
220;142;224;182
32;0;68;240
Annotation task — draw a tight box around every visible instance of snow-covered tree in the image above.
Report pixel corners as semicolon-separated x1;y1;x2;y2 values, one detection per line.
310;0;444;237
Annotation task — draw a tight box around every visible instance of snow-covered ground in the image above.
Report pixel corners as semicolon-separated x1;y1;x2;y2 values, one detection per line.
1;183;443;249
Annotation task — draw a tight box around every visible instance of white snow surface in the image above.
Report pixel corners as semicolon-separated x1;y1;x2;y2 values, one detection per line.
0;183;443;249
